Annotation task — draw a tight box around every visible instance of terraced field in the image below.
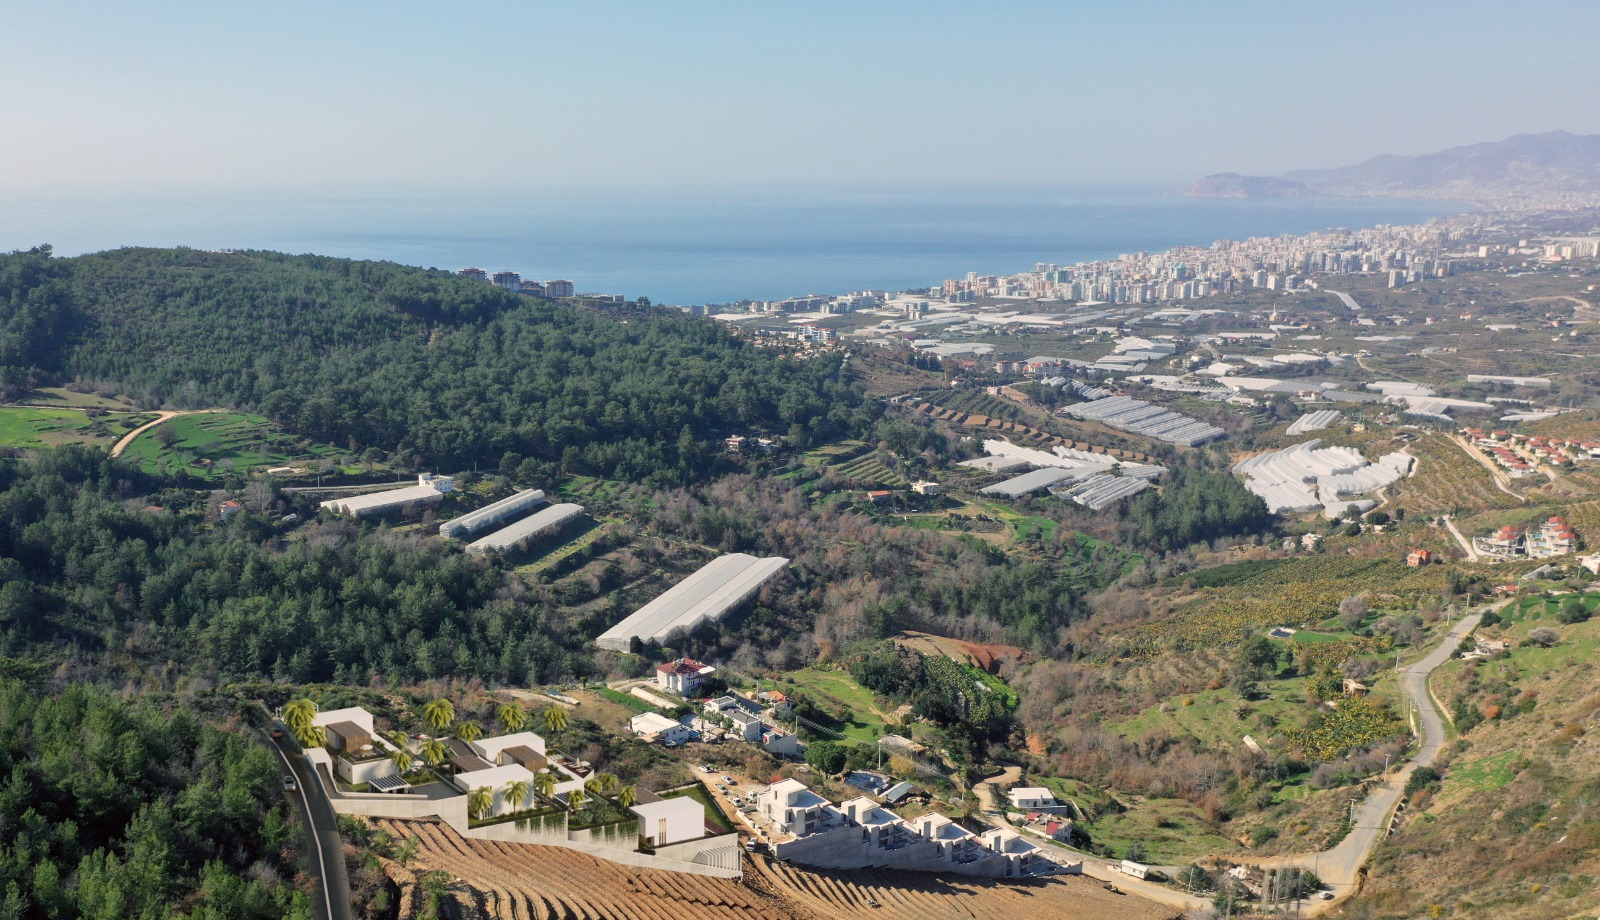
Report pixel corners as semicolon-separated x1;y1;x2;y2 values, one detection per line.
120;411;347;478
829;455;908;487
1397;432;1526;513
0;406;150;449
376;817;1170;920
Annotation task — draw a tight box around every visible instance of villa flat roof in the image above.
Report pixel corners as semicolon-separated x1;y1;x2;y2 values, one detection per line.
630;797;703;821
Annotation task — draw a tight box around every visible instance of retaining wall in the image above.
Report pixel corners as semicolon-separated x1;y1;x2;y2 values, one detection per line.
314;764;740;878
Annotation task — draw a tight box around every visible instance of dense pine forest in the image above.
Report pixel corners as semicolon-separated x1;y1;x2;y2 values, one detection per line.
0;246;874;484
0;447;578;686
0;678;308;919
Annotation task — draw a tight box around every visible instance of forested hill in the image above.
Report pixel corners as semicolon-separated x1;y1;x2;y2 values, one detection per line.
0;246;874;483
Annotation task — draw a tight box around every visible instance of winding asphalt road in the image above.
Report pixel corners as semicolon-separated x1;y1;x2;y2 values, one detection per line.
1052;610;1485;915
1255;610;1483;912
268;729;354;920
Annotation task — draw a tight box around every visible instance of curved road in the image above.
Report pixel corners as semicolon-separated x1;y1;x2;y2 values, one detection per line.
1065;610;1484;915
268;729;354;920
1254;610;1482;912
109;410;218;457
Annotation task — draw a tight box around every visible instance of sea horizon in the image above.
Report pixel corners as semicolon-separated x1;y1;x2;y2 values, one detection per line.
0;184;1472;305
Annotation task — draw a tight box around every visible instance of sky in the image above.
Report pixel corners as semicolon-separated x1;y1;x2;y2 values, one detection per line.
4;1;1598;190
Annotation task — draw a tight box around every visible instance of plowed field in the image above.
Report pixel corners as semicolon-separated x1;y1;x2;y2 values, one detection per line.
373;818;1174;920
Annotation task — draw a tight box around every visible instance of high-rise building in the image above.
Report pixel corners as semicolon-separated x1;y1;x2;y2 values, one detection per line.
459;267;488;282
491;271;521;290
544;280;575;297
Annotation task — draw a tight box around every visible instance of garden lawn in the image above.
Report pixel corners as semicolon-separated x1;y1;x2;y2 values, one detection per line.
777;668;893;744
662;783;734;835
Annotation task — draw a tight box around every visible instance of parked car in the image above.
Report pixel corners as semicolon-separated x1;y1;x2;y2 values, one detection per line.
270;726;285;740
282;776;297;792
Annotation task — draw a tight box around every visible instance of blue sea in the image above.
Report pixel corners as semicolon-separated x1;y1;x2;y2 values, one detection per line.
0;185;1467;305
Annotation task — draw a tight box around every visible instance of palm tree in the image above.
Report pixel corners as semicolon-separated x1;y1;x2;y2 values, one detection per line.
282;697;318;734
422;698;455;735
467;786;493;820
420;738;449;768
497;703;528;734
617;785;638;809
387;746;413;775
292;723;326;750
454;720;483;743
588;772;619;797
566;787;587;815
504;778;530;813
542;705;569;740
385;729;411;752
533;770;557;803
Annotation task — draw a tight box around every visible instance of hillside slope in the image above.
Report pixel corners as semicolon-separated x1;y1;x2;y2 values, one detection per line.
0;246;871;483
1185;130;1600;200
1348;602;1600;918
1284;130;1600;195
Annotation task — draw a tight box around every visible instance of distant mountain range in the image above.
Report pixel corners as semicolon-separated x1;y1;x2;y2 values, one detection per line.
1184;130;1600;201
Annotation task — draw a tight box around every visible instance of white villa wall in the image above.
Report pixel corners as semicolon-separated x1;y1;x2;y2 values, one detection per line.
340;755;400;786
772;824;1035;879
634;798;703;847
315;767;740;879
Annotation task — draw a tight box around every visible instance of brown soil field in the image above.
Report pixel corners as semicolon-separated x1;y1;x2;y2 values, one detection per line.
373;817;1175;920
892;630;1032;674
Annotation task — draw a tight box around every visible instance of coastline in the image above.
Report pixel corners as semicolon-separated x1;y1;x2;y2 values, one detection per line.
0;187;1471;306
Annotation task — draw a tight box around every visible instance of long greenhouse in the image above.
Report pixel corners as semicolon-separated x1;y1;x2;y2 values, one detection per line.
596;554;789;652
465;503;585;555
440;489;547;539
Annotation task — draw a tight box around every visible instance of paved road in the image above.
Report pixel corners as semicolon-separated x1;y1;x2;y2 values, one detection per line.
1255;611;1483;913
268;729;355;920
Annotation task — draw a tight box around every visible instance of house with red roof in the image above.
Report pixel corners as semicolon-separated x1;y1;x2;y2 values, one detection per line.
655;658;717;696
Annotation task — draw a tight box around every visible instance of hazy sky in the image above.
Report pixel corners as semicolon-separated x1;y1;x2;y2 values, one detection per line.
5;1;1597;190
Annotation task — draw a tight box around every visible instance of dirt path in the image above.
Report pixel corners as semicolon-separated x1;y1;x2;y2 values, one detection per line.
109;409;222;457
973;763;1021;815
1442;515;1480;563
1447;433;1526;503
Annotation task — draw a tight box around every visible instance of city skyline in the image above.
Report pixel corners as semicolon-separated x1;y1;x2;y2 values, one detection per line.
4;1;1598;190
